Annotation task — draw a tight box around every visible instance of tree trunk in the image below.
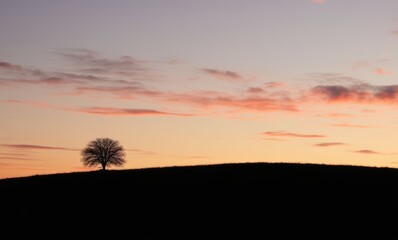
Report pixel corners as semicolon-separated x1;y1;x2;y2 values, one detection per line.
102;164;106;171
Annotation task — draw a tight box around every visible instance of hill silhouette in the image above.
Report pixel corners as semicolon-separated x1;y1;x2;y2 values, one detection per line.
2;162;398;238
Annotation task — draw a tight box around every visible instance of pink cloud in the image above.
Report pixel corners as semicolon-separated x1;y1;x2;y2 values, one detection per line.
314;142;346;147
374;68;393;76
263;131;326;138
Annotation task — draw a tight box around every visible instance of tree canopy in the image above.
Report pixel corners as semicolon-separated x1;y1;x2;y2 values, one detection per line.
81;138;126;170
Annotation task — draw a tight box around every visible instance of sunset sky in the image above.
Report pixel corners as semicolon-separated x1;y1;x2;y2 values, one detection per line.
2;0;398;178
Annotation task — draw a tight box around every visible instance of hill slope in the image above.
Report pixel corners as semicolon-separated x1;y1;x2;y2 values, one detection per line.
2;162;398;185
2;162;398;237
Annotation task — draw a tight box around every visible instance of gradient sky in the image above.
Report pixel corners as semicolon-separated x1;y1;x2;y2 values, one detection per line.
2;0;398;178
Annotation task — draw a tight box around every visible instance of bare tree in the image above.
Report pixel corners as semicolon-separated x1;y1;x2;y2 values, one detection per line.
81;138;126;171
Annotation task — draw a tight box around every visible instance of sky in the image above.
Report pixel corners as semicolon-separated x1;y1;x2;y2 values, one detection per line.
2;0;398;178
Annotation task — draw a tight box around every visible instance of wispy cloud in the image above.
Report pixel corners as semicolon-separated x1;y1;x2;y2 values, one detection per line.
353;149;381;154
163;88;298;112
0;61;140;87
264;82;285;88
263;131;326;138
0;156;36;161
75;107;194;117
264;138;288;141
74;85;159;100
126;148;156;155
0;61;45;77
3;99;193;117
1;49;299;117
0;76;82;86
2;100;53;109
200;68;243;81
8;88;298;116
0;153;27;156
314;142;346;147
0;61;92;87
0;162;41;168
329;123;375;128
15;51;398;119
0;61;25;71
307;73;363;85
321;113;353;118
13;76;398;118
0;49;160;90
58;48;144;71
247;87;265;94
246;82;285;94
185;155;210;159
74;86;298;113
57;48;157;79
0;144;78;151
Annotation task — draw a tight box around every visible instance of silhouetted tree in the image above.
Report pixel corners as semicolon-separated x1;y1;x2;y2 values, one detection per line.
81;138;126;171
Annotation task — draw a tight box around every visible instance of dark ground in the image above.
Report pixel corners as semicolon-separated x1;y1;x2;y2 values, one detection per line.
1;162;398;238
